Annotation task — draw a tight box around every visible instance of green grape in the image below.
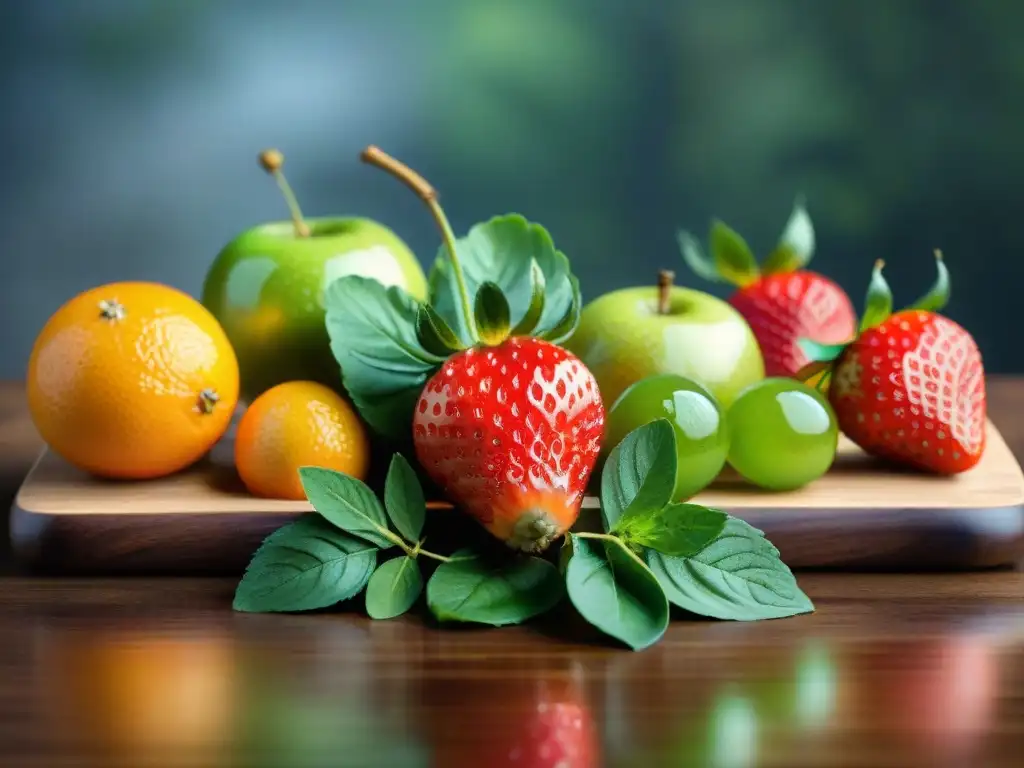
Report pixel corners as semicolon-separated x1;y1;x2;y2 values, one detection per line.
726;378;838;491
606;374;729;500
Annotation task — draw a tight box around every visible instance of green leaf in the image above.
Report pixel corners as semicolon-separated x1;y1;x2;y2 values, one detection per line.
677;230;723;283
797;339;847;364
544;273;582;345
415;303;464;357
426;548;564;626
510;258;546;336
233;514;378;613
600;419;678;531
325;276;444;441
473;281;512;345
709;220;760;287
427;214;578;345
615;503;728;557
763;197;815;274
298;466;394;548
907;250;950;313
365;555;423;619
383;454;426;541
858;260;893;332
646;517;815;621
564;534;669;651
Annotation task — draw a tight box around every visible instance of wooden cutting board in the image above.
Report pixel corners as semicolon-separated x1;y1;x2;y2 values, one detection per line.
10;419;1024;574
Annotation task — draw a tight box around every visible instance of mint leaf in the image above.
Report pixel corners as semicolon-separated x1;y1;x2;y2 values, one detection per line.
600;419;678;531
709;220;760;287
298;466;394;548
324;276;444;440
616;503;728;557
383;454;426;541
233;514;377;613
564;534;669;651
646;517;815;621
427;214;578;346
426;549;563;626
473;281;511;345
365;555;423;619
763;197;815;274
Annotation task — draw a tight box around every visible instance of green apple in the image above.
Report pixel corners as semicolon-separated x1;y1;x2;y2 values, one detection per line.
201;149;427;401
605;374;729;500
565;270;764;409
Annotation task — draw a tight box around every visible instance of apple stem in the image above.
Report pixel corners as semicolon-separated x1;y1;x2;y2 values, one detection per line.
360;146;477;340
657;269;674;314
259;149;310;238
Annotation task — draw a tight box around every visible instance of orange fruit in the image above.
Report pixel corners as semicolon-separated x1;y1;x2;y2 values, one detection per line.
234;380;370;500
27;281;239;479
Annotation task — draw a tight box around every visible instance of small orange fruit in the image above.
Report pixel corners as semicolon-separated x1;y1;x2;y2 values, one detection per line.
27;281;240;479
235;380;369;500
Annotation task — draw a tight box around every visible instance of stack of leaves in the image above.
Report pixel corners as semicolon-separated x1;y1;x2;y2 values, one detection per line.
234;420;813;651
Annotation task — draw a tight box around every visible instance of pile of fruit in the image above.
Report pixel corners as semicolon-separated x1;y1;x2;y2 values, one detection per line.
24;146;987;651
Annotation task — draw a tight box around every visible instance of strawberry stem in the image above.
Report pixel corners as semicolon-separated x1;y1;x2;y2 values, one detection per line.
360;146;477;341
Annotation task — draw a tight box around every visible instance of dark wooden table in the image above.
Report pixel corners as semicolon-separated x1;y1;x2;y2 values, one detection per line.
2;380;1024;767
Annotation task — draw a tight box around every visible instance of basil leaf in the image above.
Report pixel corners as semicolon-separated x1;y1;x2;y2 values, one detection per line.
426;549;564;626
324;276;444;440
427;214;578;345
616;503;728;557
473;281;511;345
233;514;377;613
365;555;423;619
564;534;669;651
709;220;760;287
298;466;394;548
646;517;815;621
600;419;678;531
762;197;815;274
383;454;426;541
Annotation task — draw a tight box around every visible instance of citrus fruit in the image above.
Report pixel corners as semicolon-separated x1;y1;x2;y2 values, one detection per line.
234;380;370;500
27;281;240;479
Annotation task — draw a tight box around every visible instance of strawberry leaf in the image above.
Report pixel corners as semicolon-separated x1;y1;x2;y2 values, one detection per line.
474;281;512;346
709;220;760;287
383;454;426;541
325;276;445;441
564;534;669;651
544;273;582;345
427;214;579;346
859;259;893;332
762;196;815;275
415;303;464;357
233;514;378;613
600;419;678;531
365;555;423;620
907;250;950;313
677;230;723;283
510;259;546;336
614;503;728;558
797;339;846;365
426;549;564;626
299;466;396;549
646;517;815;621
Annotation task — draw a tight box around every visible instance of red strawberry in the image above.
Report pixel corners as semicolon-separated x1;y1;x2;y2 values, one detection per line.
413;337;604;553
799;253;986;474
678;198;856;377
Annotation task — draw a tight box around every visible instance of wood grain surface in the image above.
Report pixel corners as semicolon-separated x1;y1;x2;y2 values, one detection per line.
2;380;1024;767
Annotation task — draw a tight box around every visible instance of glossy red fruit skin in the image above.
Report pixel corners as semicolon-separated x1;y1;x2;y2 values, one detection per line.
729;270;856;377
412;337;605;552
829;310;986;474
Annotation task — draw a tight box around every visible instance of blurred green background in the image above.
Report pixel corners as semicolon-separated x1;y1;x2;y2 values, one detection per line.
2;0;1020;373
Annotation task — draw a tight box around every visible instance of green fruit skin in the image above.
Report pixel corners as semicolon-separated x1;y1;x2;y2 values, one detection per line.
606;374;729;501
565;285;764;410
201;217;427;402
726;378;838;491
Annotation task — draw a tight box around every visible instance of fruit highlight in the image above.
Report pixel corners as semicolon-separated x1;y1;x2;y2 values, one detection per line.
677;199;857;378
798;252;986;475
